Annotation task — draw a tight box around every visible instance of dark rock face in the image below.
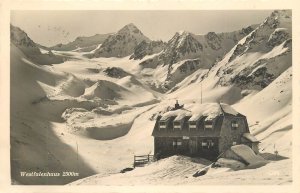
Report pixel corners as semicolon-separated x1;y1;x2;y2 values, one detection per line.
228;43;247;62
283;38;292;48
205;32;221;50
163;59;206;90
10;24;41;54
267;29;290;47
139;57;161;69
177;59;201;73
231;66;275;89
103;67;129;78
240;26;255;36
130;40;165;60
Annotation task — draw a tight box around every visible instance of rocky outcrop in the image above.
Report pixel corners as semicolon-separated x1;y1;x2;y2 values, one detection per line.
10;24;41;55
10;24;64;65
103;67;129;78
130;40;165;60
205;32;221;50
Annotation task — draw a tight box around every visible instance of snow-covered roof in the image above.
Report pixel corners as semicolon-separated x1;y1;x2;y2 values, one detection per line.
189;114;202;122
242;133;259;143
174;111;191;121
160;103;241;122
220;103;239;116
160;109;191;121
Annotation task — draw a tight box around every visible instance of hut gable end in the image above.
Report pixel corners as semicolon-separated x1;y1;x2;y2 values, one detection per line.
218;115;249;152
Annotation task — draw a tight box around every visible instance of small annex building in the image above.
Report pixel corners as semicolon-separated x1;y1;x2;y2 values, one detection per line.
152;101;259;160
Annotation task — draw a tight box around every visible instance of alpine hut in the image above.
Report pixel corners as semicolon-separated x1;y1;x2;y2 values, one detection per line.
152;102;259;160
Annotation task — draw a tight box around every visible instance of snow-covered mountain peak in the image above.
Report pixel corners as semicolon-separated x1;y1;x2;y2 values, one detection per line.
177;30;191;36
91;23;150;58
203;10;292;91
118;23;142;35
139;31;205;67
168;31;202;51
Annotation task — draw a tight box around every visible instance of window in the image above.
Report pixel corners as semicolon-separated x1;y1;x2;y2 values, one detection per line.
159;121;166;130
201;139;214;149
189;121;197;130
204;121;213;130
173;121;181;129
231;120;238;130
173;139;182;148
233;141;237;145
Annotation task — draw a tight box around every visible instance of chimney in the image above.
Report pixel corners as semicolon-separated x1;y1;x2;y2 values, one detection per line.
173;100;184;110
175;100;180;109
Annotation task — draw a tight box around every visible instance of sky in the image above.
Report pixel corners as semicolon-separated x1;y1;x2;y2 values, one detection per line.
11;10;273;47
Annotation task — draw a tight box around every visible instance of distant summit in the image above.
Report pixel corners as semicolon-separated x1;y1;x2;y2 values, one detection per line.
91;23;150;58
49;33;111;52
118;23;144;35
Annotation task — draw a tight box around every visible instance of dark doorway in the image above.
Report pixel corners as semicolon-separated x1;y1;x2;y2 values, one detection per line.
189;137;198;155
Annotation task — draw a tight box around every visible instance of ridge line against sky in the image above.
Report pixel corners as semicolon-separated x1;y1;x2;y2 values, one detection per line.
11;10;273;47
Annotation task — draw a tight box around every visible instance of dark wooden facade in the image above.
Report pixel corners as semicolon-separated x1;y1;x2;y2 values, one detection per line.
152;103;259;160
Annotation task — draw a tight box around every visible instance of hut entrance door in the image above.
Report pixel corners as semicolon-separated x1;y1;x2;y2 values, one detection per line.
189;137;198;155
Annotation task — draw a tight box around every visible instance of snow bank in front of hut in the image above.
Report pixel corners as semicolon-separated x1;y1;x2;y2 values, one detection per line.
71;154;291;185
230;145;269;168
216;158;246;170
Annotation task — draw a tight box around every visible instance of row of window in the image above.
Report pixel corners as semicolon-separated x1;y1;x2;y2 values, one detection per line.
159;120;239;130
171;139;215;149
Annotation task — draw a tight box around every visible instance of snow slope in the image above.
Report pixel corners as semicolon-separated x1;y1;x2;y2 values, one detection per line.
234;67;292;157
10;44;96;185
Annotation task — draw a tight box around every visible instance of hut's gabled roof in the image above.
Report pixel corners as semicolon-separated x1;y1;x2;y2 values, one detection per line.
160;108;191;121
174;110;191;121
152;116;223;137
186;103;241;122
220;103;239;116
189;114;202;122
152;102;245;137
160;103;241;122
